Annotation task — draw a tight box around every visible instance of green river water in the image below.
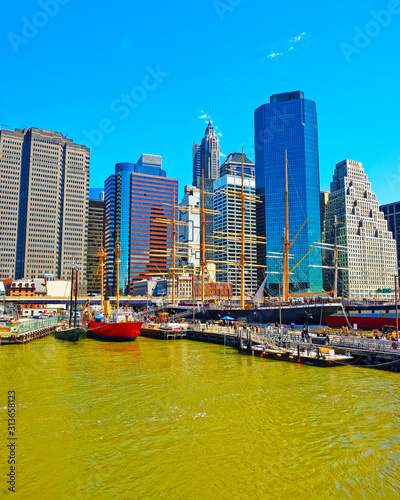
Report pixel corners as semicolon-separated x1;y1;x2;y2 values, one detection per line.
1;336;400;499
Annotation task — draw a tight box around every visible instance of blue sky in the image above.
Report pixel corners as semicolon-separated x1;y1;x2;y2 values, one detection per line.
1;0;400;204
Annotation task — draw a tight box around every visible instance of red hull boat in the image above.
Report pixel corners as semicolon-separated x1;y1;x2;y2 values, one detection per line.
82;314;142;342
325;304;398;331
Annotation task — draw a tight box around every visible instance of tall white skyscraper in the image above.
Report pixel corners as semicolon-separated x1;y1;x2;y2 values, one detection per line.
213;153;258;298
179;185;200;268
0;127;89;291
324;159;397;299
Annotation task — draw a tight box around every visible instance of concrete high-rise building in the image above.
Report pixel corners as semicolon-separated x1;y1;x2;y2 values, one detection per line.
213;153;258;298
320;190;329;235
0;127;89;290
179;185;200;268
195;177;214;262
104;155;177;295
192;118;220;184
192;143;201;185
254;91;323;296
87;197;104;294
380;201;400;279
325;159;397;299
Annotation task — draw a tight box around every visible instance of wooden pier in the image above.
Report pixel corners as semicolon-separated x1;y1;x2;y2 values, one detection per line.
186;328;239;347
140;323;400;372
330;335;400;372
0;325;58;345
140;327;187;340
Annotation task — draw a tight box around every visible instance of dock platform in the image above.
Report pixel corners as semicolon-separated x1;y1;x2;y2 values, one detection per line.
141;327;187;340
0;325;58;344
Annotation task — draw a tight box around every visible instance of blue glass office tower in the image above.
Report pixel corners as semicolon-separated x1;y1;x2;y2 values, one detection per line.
104;162;134;295
104;155;175;296
254;91;323;294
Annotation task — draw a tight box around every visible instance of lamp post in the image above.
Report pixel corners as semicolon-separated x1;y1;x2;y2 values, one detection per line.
305;311;313;338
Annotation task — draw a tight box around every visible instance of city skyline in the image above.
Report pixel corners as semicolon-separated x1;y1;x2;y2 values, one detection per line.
2;0;400;205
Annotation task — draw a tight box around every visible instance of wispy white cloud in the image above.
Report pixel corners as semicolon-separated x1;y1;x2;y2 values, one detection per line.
217;132;223;137
198;113;207;119
220;152;227;158
266;31;307;61
289;32;306;43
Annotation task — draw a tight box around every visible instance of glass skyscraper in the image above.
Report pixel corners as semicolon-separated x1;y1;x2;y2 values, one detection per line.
254;91;323;295
129;172;177;292
104;155;177;296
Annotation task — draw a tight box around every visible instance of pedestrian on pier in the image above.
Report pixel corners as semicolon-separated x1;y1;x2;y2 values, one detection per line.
302;324;308;342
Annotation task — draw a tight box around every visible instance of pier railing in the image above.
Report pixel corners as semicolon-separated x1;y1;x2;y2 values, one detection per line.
330;336;400;353
16;315;63;334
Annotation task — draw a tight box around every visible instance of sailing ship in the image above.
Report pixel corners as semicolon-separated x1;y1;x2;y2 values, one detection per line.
185;150;341;325
83;243;142;342
55;264;86;341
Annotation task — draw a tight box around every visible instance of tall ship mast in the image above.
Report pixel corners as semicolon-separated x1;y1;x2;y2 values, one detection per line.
173;149;342;325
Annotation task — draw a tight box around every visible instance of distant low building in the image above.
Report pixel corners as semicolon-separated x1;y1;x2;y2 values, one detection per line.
46;280;71;298
193;277;232;301
9;278;46;297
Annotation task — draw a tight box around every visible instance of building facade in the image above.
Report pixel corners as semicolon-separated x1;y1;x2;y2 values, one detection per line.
0;127;89;291
193;119;220;184
192;143;201;185
196;177;215;262
320;190;329;235
380;201;400;279
179;185;201;268
87;197;104;294
213;153;258;298
104;155;178;295
325;159;397;299
129;167;177;292
254;91;323;296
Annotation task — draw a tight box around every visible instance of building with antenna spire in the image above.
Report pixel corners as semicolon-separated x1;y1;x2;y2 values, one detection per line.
192;115;220;184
